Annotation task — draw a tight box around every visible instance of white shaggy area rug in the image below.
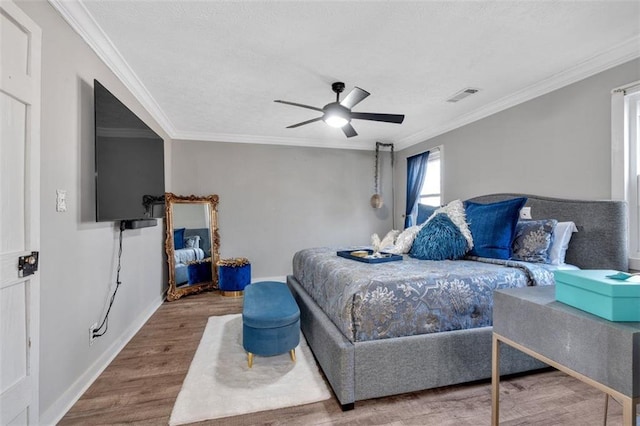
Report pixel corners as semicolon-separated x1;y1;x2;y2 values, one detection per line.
169;314;332;425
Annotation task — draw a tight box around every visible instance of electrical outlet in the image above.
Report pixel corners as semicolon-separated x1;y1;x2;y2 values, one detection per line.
520;207;532;219
89;322;98;346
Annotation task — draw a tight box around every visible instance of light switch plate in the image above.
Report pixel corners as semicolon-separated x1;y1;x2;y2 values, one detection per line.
56;189;67;212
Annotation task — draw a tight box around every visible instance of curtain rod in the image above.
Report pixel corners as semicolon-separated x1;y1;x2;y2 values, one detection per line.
612;80;640;94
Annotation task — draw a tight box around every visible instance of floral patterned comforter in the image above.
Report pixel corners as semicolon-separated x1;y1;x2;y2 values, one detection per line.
292;247;555;342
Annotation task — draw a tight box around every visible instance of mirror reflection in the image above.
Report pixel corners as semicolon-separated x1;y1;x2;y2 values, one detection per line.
165;193;220;301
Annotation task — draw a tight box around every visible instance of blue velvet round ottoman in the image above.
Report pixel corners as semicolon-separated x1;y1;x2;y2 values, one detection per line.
242;281;300;368
217;257;251;297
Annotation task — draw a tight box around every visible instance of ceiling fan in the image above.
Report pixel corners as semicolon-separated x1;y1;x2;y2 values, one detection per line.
274;82;405;138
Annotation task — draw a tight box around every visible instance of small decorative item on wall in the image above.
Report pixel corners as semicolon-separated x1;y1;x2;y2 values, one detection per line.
370;142;394;209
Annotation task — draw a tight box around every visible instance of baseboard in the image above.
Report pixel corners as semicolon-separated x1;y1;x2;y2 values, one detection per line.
40;278;285;424
39;292;165;425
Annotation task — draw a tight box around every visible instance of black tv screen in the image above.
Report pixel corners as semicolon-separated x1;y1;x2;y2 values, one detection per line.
94;80;165;222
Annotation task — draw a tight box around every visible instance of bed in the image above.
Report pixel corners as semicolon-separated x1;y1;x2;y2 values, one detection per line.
286;194;628;409
174;228;212;286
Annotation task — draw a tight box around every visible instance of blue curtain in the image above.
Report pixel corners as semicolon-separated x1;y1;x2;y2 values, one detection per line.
405;151;430;228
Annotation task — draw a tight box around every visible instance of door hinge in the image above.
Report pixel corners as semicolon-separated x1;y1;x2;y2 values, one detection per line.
18;251;39;277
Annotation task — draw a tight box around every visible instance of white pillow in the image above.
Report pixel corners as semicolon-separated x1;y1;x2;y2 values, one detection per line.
387;225;423;254
547;221;578;265
430;199;474;250
184;235;201;249
371;230;401;252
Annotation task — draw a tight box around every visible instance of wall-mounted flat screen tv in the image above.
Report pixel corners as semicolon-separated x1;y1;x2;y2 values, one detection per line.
94;80;165;224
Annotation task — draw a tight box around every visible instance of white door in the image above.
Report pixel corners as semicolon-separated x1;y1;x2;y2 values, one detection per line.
0;1;41;424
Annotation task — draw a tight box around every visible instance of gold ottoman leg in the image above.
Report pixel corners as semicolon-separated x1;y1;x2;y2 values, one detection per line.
247;352;254;368
290;349;296;363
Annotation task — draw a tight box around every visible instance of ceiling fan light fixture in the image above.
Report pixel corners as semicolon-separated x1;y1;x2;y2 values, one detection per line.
324;115;349;128
275;83;404;137
323;103;350;128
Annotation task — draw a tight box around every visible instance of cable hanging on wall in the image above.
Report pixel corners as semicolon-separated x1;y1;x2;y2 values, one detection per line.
92;221;126;341
371;142;395;214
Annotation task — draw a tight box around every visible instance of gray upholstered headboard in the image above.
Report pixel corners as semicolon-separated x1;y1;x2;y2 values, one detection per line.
468;194;628;271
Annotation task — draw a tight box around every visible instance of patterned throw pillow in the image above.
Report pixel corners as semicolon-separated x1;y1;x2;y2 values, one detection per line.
409;213;469;260
511;219;558;263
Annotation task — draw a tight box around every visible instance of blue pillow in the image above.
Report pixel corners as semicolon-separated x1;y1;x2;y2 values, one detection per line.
512;219;557;263
409;213;469;260
416;203;438;225
464;197;527;260
174;227;185;250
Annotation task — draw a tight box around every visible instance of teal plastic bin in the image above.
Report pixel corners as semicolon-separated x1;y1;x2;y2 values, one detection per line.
554;270;640;322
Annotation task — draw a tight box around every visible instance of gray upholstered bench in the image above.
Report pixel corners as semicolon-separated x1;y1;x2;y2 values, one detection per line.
242;281;300;368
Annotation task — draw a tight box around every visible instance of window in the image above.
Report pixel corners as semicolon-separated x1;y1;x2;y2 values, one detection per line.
611;83;640;268
419;148;441;206
627;91;640;265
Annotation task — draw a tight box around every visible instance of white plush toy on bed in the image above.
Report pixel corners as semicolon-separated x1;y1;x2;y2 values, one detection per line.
371;230;401;255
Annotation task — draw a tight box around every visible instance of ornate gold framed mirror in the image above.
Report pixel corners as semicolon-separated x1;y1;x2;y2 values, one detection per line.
165;193;220;301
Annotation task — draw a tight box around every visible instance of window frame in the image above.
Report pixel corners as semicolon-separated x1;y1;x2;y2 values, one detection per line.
611;82;640;269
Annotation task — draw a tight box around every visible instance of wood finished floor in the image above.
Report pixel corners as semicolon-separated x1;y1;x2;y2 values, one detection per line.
61;291;626;425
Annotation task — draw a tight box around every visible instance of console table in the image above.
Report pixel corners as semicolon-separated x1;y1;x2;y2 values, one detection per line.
491;285;639;425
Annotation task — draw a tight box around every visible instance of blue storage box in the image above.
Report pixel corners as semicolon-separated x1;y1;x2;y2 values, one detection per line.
554;270;640;322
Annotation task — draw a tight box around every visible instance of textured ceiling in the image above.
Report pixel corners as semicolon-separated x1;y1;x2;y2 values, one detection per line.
54;1;640;150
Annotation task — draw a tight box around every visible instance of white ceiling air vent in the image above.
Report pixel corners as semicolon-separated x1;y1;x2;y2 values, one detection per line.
446;87;480;103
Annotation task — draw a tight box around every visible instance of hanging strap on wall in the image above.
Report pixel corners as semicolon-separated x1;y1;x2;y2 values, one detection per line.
375;142;395;222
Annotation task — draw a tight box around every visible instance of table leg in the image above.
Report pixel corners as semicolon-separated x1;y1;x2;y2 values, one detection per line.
492;333;500;426
622;397;638;426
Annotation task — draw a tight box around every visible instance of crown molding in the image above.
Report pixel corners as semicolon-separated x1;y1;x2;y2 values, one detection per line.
172;130;375;151
50;0;639;152
48;0;177;137
395;35;640;151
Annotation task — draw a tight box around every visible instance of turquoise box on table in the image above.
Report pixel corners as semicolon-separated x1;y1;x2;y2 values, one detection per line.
554;270;640;322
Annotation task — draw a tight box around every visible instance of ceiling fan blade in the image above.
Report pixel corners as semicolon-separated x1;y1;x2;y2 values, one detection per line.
274;100;323;112
351;112;405;124
286;117;323;128
342;123;358;138
340;87;370;109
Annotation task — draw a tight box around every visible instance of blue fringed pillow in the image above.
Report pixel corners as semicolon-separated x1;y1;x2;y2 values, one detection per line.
465;197;527;260
410;213;469;260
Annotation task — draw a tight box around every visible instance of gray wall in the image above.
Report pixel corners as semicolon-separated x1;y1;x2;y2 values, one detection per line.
173;203;210;229
16;1;170;421
395;59;640;228
15;0;640;421
171;141;394;277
